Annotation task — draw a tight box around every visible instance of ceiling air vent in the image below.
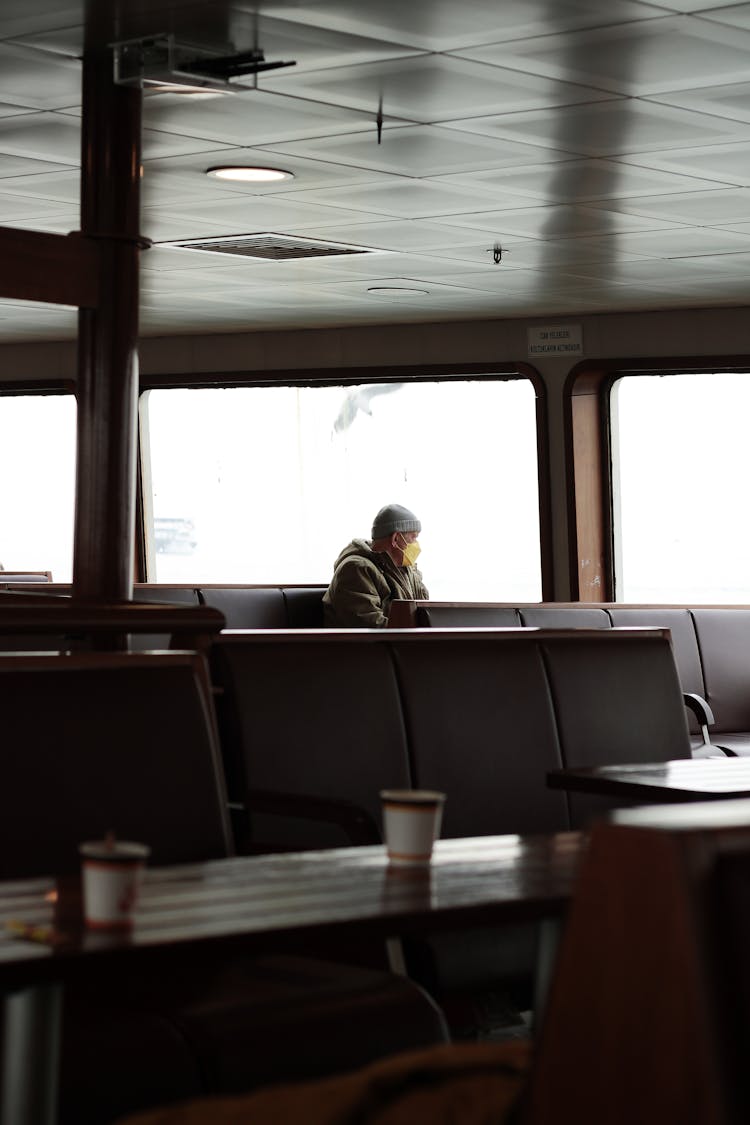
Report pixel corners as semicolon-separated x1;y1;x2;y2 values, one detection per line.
162;233;382;261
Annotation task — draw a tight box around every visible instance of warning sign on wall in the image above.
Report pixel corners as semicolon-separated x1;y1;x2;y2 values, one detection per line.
527;324;583;357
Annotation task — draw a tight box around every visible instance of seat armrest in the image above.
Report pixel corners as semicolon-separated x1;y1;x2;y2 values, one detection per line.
683;693;736;757
683;692;715;727
241;788;382;848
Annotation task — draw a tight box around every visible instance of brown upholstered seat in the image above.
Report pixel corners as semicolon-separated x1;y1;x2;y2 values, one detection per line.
541;632;691;827
691;609;750;755
211;633;412;852
525;799;750;1125
198;586;288;628
0;650;231;876
0;650;447;1124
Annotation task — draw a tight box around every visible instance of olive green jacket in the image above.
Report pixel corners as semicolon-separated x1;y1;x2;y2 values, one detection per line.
322;538;429;628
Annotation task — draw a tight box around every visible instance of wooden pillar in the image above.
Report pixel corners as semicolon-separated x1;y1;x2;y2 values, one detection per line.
73;44;143;602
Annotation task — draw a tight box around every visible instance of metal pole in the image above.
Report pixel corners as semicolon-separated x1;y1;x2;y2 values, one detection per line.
1;985;63;1125
73;41;143;603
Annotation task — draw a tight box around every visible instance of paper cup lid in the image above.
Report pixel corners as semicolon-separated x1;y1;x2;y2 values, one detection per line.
79;840;151;862
380;789;446;805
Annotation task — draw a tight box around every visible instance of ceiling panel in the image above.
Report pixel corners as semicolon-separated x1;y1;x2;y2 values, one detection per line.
645;81;750;125
282;178;514;220
431;204;684;240
442;99;750;157
700;4;750;30
0;110;80;163
454;18;750;97
264;0;667;52
0;41;80;109
141;146;399;209
618;141;750;185
435;159;723;203
140;89;381;147
260;54;613;122
263;124;566;178
587;188;750;225
0;1;748;338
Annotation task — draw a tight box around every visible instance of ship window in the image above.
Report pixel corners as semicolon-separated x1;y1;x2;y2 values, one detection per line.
612;371;750;602
140;378;543;599
0;392;76;582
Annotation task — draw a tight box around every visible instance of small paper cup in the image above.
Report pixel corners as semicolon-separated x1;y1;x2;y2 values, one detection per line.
79;840;150;931
380;790;446;866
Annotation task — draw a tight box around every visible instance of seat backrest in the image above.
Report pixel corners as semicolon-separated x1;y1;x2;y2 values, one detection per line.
416;605;521;627
129;586;201;650
282;587;326;628
541;631;691;827
390;633;568;836
0;651;232;878
210;633;412;849
526;800;750;1125
198;586;288;628
609;607;705;732
691;609;750;733
519;606;612;629
0;571;52;583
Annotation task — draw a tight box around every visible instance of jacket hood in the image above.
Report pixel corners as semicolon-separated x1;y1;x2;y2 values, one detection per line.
332;538;379;568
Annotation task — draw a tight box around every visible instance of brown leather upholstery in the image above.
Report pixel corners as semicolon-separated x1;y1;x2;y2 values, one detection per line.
211;634;412;850
199;586;288;628
282;586;326;627
209;628;690;1031
541;634;691;827
519;607;611;629
691;609;750;754
3;649;449;1123
526;800;750;1125
129;587;201;651
0;651;231;877
609;608;706;738
391;636;567;836
417;605;521;627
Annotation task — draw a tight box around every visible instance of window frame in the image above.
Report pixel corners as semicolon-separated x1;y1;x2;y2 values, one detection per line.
137;362;553;596
566;356;750;602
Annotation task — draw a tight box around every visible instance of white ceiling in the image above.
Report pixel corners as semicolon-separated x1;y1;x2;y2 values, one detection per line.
2;0;750;340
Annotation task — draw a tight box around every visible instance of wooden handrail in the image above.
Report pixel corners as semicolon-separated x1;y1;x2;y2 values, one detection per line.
0;600;225;652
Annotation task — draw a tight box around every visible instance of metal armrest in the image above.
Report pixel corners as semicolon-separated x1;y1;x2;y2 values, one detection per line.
683;692;736;757
683;692;715;727
239;788;381;849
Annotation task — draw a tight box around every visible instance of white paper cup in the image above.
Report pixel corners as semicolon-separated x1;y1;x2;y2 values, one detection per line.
380;790;446;866
79;840;150;931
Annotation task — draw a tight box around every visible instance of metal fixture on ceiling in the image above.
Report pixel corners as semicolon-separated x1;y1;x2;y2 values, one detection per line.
161;233;385;262
112;34;296;93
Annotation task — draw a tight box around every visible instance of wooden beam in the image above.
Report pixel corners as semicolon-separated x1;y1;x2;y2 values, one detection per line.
0;227;99;308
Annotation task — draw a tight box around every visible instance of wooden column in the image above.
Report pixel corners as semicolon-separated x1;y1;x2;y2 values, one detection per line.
73;45;143;602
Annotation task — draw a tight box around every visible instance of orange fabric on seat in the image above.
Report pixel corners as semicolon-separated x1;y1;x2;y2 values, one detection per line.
113;1040;531;1125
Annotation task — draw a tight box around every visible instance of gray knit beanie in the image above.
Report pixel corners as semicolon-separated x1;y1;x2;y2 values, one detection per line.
371;504;421;539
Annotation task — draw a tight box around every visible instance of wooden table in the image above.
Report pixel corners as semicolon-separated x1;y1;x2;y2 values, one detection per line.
548;757;750;803
0;833;584;1125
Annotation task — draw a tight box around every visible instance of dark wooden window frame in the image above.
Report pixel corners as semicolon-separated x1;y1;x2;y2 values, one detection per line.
566;356;750;601
138;361;554;598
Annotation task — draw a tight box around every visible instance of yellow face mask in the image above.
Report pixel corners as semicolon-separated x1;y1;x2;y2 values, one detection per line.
397;536;421;567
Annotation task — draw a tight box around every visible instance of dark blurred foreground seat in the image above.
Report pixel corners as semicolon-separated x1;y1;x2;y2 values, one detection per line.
112;1039;530;1125
0;651;448;1124
524;797;750;1125
114;795;750;1125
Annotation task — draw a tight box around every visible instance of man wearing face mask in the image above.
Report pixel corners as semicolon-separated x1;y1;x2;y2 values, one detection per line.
323;504;428;628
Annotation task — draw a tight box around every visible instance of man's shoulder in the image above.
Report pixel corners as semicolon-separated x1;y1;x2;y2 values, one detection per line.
335;552;383;577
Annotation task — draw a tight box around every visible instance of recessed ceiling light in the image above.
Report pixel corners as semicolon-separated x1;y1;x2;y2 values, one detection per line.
206;166;294;183
367;286;430;297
